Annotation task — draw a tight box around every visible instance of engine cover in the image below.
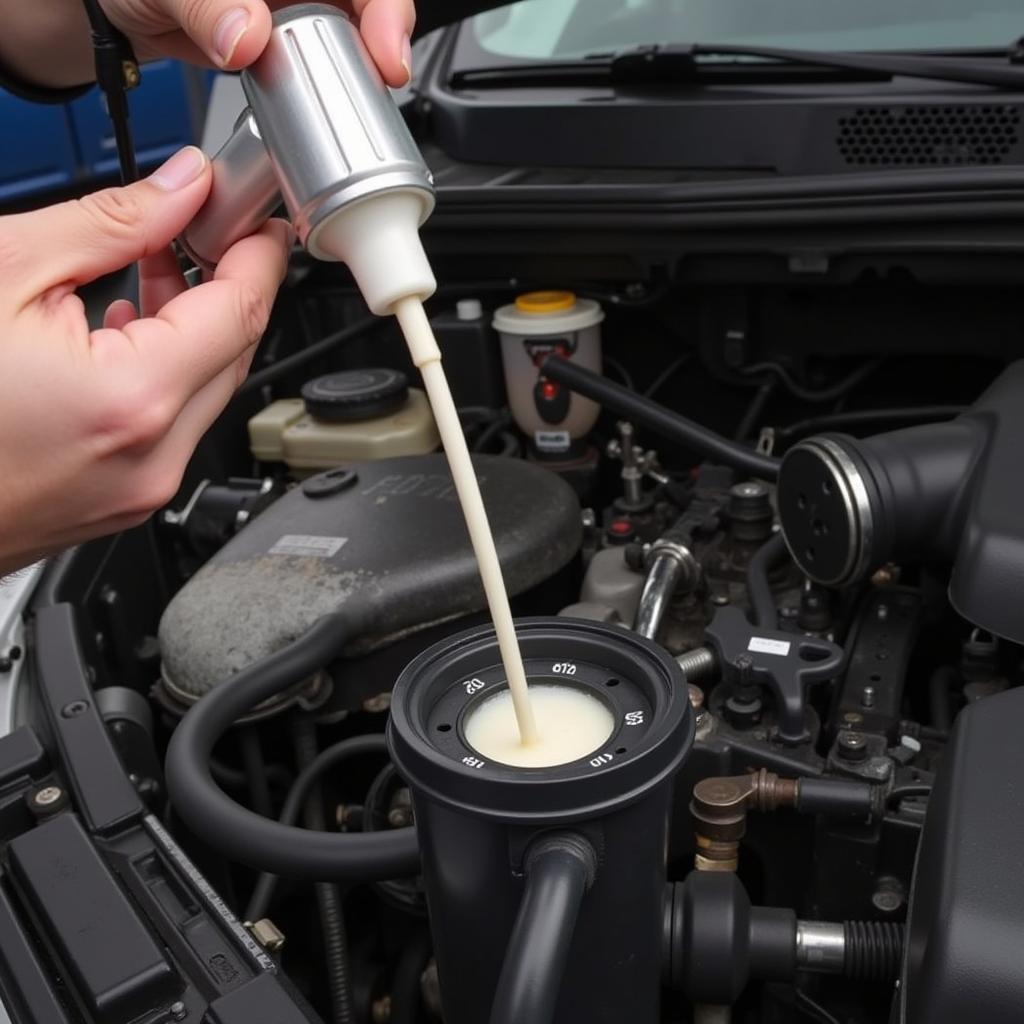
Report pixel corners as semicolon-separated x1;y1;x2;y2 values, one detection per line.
158;455;581;702
900;686;1024;1022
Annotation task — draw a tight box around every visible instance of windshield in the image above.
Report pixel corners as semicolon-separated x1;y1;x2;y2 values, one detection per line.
471;0;1023;59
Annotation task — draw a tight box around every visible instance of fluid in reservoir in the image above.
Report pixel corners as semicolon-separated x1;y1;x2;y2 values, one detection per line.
464;684;615;768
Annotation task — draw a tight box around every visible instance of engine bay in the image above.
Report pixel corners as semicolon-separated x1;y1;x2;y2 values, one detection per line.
5;249;1024;1024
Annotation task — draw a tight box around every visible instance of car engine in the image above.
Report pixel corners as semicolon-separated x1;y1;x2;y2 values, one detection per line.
6;9;1024;1011
4;249;1021;1024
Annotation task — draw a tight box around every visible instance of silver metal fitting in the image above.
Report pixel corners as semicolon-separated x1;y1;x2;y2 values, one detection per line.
796;920;846;973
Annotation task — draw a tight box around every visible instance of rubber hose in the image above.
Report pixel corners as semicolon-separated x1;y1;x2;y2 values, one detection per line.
843;921;904;984
540;356;780;480
747;532;789;629
239;728;273;818
391;930;433;1024
244;733;394;922
210;757;292;793
490;835;595;1024
165;614;419;882
292;718;355;1024
928;665;958;733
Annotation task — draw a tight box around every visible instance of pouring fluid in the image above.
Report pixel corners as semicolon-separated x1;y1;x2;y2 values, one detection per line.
393;296;540;747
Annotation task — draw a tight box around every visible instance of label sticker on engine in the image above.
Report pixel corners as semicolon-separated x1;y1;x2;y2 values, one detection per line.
534;430;571;452
268;534;347;558
748;637;791;656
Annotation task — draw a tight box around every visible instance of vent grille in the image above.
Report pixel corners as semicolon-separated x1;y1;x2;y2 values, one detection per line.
837;105;1021;167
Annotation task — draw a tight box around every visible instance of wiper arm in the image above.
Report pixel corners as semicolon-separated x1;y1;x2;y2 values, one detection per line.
609;41;1024;90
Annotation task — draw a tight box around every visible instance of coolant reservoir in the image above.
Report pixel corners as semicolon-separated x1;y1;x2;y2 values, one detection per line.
248;368;439;472
493;291;603;458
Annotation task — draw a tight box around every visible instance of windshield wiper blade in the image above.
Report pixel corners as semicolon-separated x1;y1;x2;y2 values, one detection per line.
609;41;1024;90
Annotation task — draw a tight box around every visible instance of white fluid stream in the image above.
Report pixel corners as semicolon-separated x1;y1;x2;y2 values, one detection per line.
393;297;539;746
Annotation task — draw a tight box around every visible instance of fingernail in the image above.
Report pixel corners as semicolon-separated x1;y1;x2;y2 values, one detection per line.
214;6;250;65
150;146;207;191
400;34;412;84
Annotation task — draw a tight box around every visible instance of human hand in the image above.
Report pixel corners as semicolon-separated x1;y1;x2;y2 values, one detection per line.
0;146;290;576
102;0;416;85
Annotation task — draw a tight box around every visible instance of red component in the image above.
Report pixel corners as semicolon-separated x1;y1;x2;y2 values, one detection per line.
541;380;559;401
609;519;632;536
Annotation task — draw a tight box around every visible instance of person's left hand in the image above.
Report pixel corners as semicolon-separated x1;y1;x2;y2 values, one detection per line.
101;0;416;85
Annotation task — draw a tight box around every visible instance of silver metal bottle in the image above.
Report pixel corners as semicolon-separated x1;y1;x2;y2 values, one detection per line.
181;3;435;269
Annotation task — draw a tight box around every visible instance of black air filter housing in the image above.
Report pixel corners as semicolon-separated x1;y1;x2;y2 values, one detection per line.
158;455;581;702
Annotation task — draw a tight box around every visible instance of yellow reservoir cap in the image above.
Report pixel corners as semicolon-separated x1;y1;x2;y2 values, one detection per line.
515;290;576;314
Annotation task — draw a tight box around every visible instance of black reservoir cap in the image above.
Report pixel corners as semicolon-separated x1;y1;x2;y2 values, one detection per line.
301;368;409;422
8;813;180;1022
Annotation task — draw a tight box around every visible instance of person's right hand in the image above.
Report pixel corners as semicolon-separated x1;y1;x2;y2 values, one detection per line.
0;145;290;576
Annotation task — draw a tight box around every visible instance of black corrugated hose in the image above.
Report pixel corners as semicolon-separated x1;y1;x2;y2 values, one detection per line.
291;717;354;1024
843;921;904;983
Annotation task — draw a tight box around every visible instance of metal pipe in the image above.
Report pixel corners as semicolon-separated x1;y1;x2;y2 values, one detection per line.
634;541;698;639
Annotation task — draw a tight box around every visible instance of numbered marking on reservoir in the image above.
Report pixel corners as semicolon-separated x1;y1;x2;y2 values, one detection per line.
552;662;577;675
590;752;614;768
463;677;486;695
461;756;486;769
625;710;645;726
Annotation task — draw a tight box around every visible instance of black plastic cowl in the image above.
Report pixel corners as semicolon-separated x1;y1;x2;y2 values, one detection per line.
777;360;1024;642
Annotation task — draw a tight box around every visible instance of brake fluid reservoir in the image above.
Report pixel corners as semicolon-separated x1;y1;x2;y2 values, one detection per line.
248;368;439;472
493;291;603;457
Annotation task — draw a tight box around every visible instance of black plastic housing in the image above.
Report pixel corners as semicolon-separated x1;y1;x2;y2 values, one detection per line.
158;455;581;701
664;873;796;1003
387;618;694;1024
900;686;1024;1023
777;360;1024;642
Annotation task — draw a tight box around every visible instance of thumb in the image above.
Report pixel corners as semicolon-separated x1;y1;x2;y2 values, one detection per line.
165;0;273;70
9;147;211;298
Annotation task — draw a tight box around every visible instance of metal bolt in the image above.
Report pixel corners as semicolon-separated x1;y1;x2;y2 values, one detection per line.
676;646;716;683
687;684;705;711
837;732;868;762
362;693;391;714
843;711;864;725
861;686;876;709
872;889;903;914
249;918;286;953
61;700;89;718
170;1001;187;1021
32;786;63;807
864;756;893;781
733;481;767;498
876;604;889;621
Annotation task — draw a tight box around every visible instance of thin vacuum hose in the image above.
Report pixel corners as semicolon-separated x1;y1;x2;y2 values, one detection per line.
747;532;790;629
541;356;780;480
244;733;393;922
391;930;433;1024
165;614;419;882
